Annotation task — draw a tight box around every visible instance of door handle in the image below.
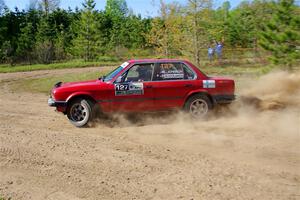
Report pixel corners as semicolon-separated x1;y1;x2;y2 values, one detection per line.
185;84;193;87
145;85;153;89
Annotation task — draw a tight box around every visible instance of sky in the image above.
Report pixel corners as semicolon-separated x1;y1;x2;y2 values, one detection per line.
4;0;246;17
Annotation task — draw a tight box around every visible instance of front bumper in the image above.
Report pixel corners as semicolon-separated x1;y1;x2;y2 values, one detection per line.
48;98;67;107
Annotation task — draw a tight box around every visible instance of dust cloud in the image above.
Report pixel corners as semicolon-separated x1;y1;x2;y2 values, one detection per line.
103;70;300;177
238;70;300;110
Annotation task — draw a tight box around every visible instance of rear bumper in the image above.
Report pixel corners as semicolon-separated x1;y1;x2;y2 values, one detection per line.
212;95;236;104
48;98;67;107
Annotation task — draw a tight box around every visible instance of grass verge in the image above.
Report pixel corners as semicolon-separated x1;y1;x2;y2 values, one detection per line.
11;70;109;94
201;63;274;76
0;60;119;73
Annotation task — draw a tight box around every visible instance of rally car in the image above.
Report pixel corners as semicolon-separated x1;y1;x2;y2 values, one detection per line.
48;59;235;127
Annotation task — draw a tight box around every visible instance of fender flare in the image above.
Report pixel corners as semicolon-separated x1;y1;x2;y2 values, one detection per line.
66;92;96;104
184;89;214;105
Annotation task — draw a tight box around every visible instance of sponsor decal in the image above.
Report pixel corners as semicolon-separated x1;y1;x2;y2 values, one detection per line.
159;69;184;79
203;80;216;88
161;73;184;79
115;82;144;96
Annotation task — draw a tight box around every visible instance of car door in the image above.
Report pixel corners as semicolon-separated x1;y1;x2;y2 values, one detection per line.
109;63;155;112
151;62;197;110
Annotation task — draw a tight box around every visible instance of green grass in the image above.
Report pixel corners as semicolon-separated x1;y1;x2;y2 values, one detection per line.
201;63;273;76
12;70;109;94
0;60;119;73
10;64;273;94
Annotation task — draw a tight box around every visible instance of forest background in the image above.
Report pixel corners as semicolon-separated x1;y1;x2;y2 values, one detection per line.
0;0;299;71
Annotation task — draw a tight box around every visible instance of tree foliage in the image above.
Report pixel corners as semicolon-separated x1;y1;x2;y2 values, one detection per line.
148;1;185;57
0;0;298;67
105;0;128;17
186;0;213;65
38;0;60;15
17;22;35;63
259;0;300;67
72;0;101;61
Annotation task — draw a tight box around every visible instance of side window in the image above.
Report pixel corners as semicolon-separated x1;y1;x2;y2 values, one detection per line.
182;64;196;80
153;63;186;81
124;63;154;82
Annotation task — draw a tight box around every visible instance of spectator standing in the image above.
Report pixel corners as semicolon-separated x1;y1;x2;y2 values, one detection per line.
208;46;214;63
215;41;223;63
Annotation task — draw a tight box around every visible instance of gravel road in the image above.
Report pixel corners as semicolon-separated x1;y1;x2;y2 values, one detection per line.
0;68;299;200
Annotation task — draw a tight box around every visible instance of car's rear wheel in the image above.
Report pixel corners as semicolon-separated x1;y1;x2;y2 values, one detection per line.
67;98;94;127
184;94;213;118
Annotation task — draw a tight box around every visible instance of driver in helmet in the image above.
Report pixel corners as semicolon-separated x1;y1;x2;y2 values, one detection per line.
137;65;151;82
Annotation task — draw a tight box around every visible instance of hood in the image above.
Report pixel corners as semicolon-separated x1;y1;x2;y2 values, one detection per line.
52;79;106;96
60;79;98;88
51;79;107;101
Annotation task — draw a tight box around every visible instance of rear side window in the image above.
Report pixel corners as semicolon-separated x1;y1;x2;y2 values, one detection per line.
183;64;196;80
153;63;196;81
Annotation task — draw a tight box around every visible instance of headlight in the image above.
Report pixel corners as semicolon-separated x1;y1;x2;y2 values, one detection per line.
49;89;55;100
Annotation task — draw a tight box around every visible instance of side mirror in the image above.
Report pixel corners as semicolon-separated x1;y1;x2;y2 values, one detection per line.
99;75;106;81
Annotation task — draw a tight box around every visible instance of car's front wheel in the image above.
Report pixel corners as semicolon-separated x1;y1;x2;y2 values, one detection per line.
184;94;213;118
67;98;94;127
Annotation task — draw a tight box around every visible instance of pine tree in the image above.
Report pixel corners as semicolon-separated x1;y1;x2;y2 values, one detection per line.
17;22;35;63
38;0;60;15
35;16;56;63
1;40;13;64
105;0;128;17
55;23;67;60
72;0;101;61
105;0;129;50
259;0;300;67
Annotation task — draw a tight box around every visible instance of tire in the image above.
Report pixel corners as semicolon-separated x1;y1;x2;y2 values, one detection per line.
67;98;94;127
184;94;213;118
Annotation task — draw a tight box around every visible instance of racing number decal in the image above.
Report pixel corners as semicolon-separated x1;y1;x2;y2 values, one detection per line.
115;83;144;96
115;84;129;91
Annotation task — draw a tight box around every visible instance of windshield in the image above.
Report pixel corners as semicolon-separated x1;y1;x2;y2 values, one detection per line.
103;62;129;82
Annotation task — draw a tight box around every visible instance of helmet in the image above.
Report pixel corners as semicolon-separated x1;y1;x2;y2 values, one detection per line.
137;65;148;73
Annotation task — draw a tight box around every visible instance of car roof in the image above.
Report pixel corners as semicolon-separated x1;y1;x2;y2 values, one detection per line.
128;59;189;64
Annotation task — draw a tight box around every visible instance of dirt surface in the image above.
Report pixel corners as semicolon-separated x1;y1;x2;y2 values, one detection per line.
0;68;299;200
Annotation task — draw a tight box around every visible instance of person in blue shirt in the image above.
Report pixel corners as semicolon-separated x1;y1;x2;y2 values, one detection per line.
215;41;223;60
208;46;214;63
